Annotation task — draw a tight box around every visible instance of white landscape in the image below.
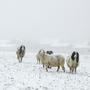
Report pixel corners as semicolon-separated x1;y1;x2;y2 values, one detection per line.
0;0;90;90
0;40;90;90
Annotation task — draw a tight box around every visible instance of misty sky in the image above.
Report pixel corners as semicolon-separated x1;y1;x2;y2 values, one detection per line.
0;0;90;43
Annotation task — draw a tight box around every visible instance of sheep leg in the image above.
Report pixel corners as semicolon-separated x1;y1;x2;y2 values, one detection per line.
21;57;22;62
18;59;20;63
71;68;74;73
48;63;51;68
57;66;60;72
19;58;21;63
62;66;65;72
17;55;20;61
17;56;19;60
43;64;44;68
38;59;40;64
18;57;20;63
39;60;40;64
46;68;48;72
70;67;71;73
75;67;76;73
19;60;20;63
19;57;22;63
46;67;48;72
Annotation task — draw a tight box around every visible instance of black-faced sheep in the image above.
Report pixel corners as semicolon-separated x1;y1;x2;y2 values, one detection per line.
66;51;79;73
16;45;26;63
46;50;53;55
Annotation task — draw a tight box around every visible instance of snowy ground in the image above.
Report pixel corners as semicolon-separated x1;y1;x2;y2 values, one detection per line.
0;51;90;90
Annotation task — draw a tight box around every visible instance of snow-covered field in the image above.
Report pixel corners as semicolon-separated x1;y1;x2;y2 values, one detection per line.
0;51;90;90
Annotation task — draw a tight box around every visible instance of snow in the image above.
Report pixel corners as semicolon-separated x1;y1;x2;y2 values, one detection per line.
0;51;90;90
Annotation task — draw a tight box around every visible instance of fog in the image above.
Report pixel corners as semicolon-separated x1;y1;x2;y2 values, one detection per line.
0;0;90;44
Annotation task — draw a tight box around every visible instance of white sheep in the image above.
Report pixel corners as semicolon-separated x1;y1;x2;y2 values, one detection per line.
39;49;65;72
36;49;53;67
36;49;46;68
66;51;79;73
36;50;42;64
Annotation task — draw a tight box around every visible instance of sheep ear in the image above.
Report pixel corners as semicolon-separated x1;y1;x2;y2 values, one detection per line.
76;52;79;61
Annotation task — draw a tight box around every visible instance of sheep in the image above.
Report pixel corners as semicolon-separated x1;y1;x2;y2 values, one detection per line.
36;49;47;68
36;49;42;64
16;45;26;63
36;49;53;68
39;49;65;72
66;51;79;73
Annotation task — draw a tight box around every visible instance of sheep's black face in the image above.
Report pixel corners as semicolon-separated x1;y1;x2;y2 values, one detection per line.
71;51;79;63
71;51;76;60
19;45;26;55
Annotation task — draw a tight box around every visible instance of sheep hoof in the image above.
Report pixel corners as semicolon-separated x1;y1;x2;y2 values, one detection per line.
57;69;59;72
48;66;51;69
63;69;65;72
57;70;59;72
46;68;48;72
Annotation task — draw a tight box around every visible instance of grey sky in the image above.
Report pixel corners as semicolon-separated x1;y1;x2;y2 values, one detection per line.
0;0;90;43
